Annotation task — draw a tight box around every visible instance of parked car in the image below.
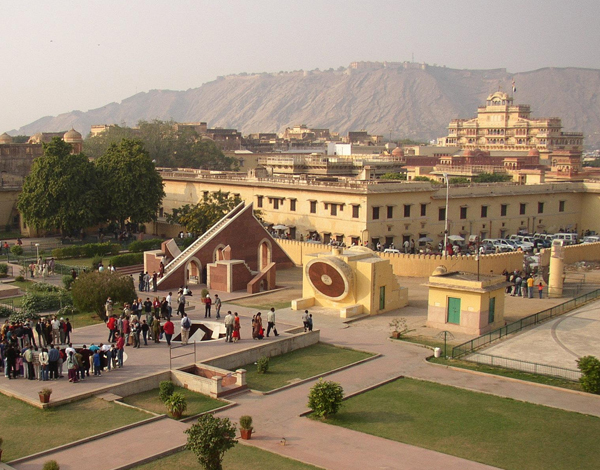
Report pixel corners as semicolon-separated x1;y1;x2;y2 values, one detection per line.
383;248;401;254
505;238;534;251
481;238;513;253
582;235;600;244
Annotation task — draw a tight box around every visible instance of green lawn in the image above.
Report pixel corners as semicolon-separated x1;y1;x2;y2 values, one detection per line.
122;386;224;419
325;377;600;470
70;311;105;328
429;356;583;391
398;335;460;352
244;343;374;392
0;395;150;461
134;445;320;470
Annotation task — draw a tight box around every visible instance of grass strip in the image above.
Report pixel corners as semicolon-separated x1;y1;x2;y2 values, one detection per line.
121;386;223;419
133;444;321;470
0;395;149;461
244;342;374;392
324;377;600;470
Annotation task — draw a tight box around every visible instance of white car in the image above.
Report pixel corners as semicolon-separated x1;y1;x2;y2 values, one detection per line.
582;236;600;244
383;248;400;254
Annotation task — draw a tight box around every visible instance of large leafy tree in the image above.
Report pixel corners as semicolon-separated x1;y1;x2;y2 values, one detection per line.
18;138;100;236
84;120;238;170
167;191;241;235
95;138;165;228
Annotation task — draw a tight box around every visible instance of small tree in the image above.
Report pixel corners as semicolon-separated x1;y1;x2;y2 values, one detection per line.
71;271;136;320
185;414;237;470
308;379;344;418
577;355;600;394
10;245;23;256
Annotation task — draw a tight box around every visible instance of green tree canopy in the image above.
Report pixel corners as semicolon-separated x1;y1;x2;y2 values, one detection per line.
84;120;238;170
166;191;242;235
473;172;513;183
18;138;100;236
380;172;407;180
95;138;165;227
449;177;471;185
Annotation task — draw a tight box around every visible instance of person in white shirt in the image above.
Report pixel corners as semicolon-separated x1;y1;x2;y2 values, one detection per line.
266;307;279;337
224;311;234;343
180;313;191;345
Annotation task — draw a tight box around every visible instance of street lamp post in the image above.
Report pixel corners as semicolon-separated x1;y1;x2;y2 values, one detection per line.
443;173;449;256
35;243;40;261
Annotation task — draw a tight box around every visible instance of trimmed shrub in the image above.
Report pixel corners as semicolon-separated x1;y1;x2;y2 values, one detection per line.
91;255;103;270
51;242;120;260
28;282;61;293
181;236;197;249
128;238;164;253
577;355;600;394
256;356;269;374
71;271;136;320
0;263;8;275
15;275;25;282
10;245;23;256
159;381;175;403
8;310;41;323
21;289;72;313
42;460;60;470
63;275;75;290
186;414;237;470
0;304;18;319
110;253;144;267
308;379;344;418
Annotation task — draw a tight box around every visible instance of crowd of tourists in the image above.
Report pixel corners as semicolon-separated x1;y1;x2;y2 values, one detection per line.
502;269;545;298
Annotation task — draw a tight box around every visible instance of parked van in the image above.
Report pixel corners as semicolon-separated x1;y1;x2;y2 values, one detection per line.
552;233;578;245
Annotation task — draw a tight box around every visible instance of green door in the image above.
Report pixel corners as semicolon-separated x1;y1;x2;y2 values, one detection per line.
447;297;461;324
488;297;496;324
379;286;386;310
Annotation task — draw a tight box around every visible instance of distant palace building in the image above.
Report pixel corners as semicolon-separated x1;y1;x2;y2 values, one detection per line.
438;91;584;156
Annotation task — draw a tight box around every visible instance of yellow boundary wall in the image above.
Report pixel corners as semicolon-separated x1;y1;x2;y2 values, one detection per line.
539;241;600;267
277;239;524;277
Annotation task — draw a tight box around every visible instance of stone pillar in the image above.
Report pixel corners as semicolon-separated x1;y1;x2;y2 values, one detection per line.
236;369;247;387
211;375;223;398
548;242;565;298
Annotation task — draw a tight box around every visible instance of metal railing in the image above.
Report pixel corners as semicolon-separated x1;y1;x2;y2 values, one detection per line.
465;352;580;381
452;288;600;358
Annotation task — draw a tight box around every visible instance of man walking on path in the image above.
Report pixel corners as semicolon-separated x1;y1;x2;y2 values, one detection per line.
180;313;191;345
224;311;234;342
214;294;222;319
163;318;174;346
267;307;279;337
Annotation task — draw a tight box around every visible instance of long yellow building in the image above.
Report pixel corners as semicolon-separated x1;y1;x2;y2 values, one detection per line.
152;168;600;249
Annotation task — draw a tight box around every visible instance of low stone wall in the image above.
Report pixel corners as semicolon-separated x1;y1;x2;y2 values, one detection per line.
203;330;320;371
171;365;245;398
277;239;524;277
110;371;171;398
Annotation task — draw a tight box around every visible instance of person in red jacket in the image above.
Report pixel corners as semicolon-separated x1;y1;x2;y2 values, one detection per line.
107;315;117;342
162;319;174;346
115;333;125;368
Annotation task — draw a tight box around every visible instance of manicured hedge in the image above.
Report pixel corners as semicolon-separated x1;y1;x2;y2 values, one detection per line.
21;289;72;313
128;238;164;253
51;242;121;260
110;252;144;267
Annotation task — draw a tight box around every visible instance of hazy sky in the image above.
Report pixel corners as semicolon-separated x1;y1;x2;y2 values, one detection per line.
2;0;599;132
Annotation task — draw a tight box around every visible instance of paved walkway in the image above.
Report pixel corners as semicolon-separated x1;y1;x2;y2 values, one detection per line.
4;268;600;469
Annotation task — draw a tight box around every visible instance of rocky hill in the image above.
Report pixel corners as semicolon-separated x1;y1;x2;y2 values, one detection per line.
11;62;600;146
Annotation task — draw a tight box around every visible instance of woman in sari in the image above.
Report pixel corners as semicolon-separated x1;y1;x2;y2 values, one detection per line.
152;317;161;343
232;312;241;342
252;312;263;340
